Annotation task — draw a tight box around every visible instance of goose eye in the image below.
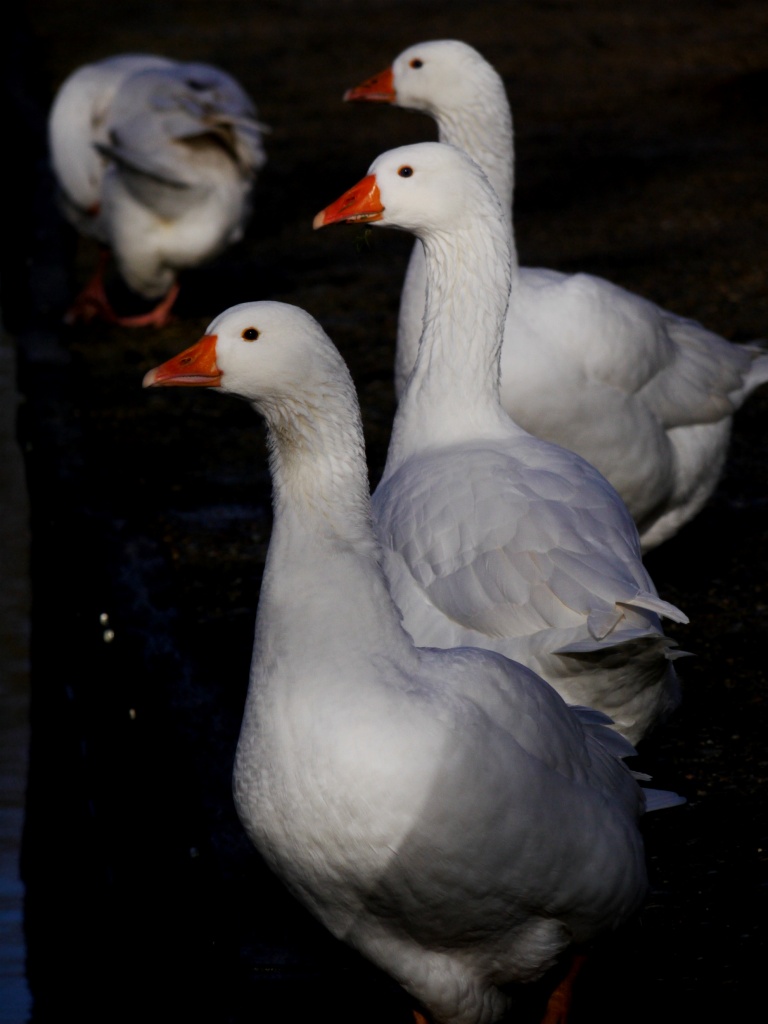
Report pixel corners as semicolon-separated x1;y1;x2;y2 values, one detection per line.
242;327;260;342
398;166;414;178
409;59;423;69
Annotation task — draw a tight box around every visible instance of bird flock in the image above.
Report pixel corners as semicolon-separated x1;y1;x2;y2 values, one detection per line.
50;38;765;1024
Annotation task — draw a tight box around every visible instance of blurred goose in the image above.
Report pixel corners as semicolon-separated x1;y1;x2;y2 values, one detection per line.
48;53;268;327
143;299;684;1024
344;40;768;550
314;142;689;746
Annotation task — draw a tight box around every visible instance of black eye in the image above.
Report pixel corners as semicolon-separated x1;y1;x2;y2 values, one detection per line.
398;166;414;178
242;327;260;342
409;58;423;69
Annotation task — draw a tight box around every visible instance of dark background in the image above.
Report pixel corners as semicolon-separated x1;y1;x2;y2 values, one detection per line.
3;1;768;1021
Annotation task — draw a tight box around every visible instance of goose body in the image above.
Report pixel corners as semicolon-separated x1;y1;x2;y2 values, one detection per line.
314;142;688;746
143;299;683;1024
344;40;768;550
48;54;267;326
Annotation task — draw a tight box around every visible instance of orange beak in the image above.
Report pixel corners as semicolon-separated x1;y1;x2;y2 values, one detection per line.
312;174;383;229
142;334;222;388
343;66;395;103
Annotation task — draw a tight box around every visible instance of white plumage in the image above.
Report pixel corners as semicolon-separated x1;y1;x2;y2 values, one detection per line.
143;298;684;1024
314;142;688;746
344;39;768;550
48;53;268;326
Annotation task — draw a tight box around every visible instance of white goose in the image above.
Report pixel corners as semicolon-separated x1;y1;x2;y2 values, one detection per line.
48;54;268;327
143;299;684;1024
314;142;689;747
344;39;768;551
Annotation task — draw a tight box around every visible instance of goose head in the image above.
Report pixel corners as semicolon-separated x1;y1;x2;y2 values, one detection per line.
344;39;503;120
142;300;347;409
143;300;370;530
312;141;503;239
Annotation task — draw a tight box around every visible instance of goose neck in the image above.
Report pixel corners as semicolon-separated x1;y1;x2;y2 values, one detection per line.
254;387;410;668
435;100;514;233
385;218;514;466
260;386;372;546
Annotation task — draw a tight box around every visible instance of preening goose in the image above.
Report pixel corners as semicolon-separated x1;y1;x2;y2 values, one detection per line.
314;142;689;746
143;299;684;1024
48;53;268;327
344;39;768;550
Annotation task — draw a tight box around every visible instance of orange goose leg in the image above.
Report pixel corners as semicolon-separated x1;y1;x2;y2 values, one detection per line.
540;952;588;1024
65;249;180;328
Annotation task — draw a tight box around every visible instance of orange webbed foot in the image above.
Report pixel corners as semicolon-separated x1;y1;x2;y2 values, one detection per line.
65;250;180;328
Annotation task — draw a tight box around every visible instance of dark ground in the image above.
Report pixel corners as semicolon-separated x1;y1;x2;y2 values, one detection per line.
3;1;768;1021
